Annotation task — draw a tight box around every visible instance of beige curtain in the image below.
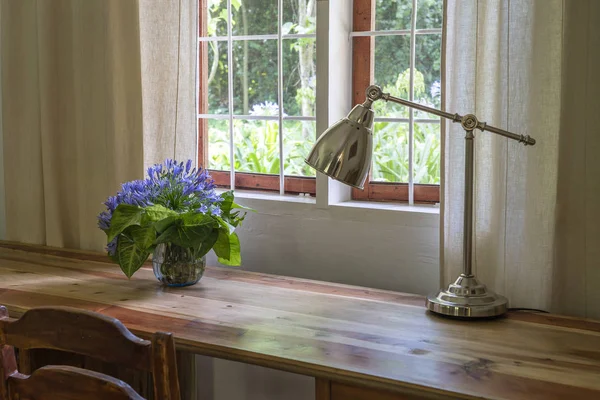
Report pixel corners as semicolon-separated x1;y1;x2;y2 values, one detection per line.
0;0;197;252
442;0;600;318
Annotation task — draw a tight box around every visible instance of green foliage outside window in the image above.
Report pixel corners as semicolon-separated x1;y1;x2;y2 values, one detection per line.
205;0;442;185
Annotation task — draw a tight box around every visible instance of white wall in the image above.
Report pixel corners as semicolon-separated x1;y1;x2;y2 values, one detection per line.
207;196;440;295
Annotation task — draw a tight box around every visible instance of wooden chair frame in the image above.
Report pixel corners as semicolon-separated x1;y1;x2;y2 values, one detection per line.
0;306;181;400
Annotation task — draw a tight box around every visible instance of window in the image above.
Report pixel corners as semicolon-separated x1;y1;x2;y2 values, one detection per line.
198;0;442;204
351;0;443;204
198;0;317;196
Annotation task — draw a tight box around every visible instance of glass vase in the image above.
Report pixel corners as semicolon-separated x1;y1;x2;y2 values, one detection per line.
152;243;206;287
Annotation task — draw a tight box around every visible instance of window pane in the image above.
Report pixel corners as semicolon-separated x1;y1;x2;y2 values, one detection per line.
207;119;231;171
414;33;442;118
232;39;278;115
413;122;440;184
205;41;228;114
283;0;316;35
283;38;316;117
233;119;280;174
284;120;315;176
371;122;409;182
232;0;277;36
206;0;228;37
373;35;410;118
416;0;443;29
375;0;412;31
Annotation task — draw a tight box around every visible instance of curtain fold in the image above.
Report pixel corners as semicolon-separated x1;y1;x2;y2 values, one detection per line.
442;0;600;317
0;0;198;252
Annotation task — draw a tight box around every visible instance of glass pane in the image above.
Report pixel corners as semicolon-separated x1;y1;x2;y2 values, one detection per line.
284;120;316;176
232;0;278;36
414;33;442;118
204;41;228;114
372;122;409;182
413;122;440;184
207;119;231;171
283;38;316;117
416;0;443;29
233;119;280;174
375;0;412;31
283;0;316;35
206;0;228;37
373;35;410;118
232;39;278;115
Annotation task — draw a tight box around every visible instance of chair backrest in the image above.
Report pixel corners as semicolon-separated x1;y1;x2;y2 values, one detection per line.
5;364;145;400
0;305;180;400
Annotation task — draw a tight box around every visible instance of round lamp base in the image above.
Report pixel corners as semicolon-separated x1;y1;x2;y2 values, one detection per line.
426;274;507;318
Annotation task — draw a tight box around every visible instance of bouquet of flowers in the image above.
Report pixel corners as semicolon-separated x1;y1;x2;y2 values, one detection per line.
97;159;249;279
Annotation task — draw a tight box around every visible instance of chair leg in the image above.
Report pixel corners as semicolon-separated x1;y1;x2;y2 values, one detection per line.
0;345;18;400
151;332;181;400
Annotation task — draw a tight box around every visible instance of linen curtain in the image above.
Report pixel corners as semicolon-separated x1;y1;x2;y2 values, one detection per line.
0;0;197;252
442;0;600;317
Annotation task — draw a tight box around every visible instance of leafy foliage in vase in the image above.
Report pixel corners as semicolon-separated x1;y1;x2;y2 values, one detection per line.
97;159;250;278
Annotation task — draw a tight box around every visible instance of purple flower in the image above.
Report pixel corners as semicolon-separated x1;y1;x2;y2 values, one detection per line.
98;159;221;255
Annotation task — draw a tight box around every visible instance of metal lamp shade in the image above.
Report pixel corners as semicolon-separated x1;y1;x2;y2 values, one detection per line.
304;104;374;189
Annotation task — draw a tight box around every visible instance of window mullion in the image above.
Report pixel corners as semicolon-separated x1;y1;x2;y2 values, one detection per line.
408;0;418;205
349;28;442;38
277;0;284;195
227;0;235;189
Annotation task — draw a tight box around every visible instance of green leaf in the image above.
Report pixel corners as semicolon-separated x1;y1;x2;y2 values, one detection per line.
232;202;254;212
181;212;216;227
215;216;235;235
196;230;220;259
213;230;241;266
219;190;235;214
107;204;144;243
116;235;151;278
154;215;181;233
154;213;217;249
142;205;178;225
124;225;156;250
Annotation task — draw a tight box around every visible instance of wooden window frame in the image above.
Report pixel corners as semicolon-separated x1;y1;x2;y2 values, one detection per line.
197;0;316;196
351;0;440;204
198;0;440;203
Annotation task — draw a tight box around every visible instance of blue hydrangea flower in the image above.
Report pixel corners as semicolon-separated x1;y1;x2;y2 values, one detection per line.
98;159;221;255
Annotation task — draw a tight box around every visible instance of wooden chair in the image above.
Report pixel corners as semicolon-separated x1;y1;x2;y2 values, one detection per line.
0;305;181;400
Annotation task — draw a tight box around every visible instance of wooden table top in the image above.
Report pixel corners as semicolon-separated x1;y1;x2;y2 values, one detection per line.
0;242;599;400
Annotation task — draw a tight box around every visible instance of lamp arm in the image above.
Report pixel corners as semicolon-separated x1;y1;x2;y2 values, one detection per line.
364;85;535;146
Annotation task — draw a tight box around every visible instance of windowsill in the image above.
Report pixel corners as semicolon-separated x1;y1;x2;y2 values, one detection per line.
332;199;439;214
221;188;439;214
226;189;316;205
221;189;439;228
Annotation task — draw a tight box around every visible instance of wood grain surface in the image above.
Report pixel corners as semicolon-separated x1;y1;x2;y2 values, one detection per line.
0;242;599;400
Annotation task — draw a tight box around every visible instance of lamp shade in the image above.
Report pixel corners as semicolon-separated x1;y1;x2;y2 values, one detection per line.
304;104;374;189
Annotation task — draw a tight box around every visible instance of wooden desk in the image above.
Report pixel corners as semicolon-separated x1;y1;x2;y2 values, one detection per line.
0;242;599;400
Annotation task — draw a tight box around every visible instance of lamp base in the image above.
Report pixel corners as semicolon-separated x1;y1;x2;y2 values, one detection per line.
426;274;507;318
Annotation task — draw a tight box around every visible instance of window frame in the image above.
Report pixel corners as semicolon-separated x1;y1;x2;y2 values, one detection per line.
197;0;317;196
197;0;441;204
351;0;441;204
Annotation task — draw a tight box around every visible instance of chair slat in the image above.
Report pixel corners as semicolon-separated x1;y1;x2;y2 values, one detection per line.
7;365;145;400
